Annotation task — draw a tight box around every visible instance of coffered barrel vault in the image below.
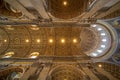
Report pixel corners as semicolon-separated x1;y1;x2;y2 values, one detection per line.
0;21;116;60
0;0;120;80
0;26;97;58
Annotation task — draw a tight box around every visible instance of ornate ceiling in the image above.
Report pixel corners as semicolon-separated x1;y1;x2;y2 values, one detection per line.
0;0;90;20
0;0;115;60
48;65;85;80
0;26;100;58
48;0;89;19
0;0;120;80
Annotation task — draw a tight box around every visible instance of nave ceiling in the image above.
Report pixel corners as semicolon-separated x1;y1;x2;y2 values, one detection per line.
0;26;100;58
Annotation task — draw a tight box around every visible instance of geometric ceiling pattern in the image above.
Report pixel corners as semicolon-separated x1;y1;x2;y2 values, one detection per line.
48;0;89;19
0;26;99;58
0;0;120;80
49;65;85;80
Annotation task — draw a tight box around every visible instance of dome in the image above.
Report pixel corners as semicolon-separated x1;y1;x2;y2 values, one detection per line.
48;0;88;19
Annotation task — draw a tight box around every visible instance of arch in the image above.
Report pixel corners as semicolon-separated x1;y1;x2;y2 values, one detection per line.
47;64;86;80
